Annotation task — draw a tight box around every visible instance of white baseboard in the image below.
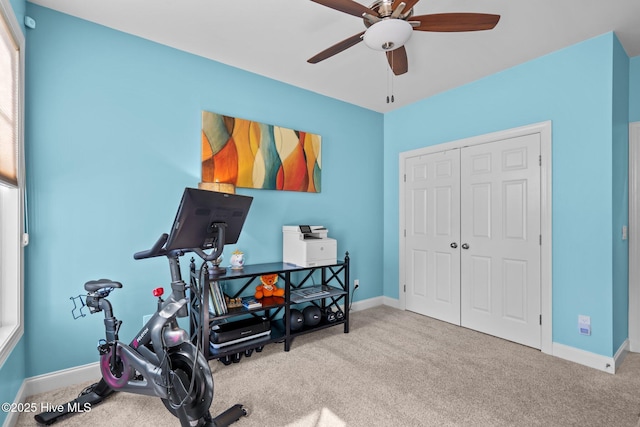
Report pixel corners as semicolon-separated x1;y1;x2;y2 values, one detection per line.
350;296;385;312
3;362;100;427
349;295;400;312
552;339;629;374
2;381;27;427
614;339;630;370
382;296;400;309
378;296;631;375
24;362;101;397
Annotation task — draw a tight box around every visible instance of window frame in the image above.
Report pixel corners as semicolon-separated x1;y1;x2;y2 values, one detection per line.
0;0;26;369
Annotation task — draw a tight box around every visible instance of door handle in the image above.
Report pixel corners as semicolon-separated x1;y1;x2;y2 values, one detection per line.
450;242;458;249
461;243;469;250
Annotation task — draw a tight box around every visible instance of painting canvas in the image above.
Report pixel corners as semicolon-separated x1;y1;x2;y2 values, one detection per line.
201;111;322;193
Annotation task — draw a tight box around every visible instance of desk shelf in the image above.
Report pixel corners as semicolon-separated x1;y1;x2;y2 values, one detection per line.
189;253;350;363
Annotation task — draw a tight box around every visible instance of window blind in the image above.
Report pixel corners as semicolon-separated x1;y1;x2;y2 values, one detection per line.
0;14;17;187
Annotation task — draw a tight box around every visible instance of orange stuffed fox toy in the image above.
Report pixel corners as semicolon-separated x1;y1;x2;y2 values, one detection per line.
255;274;284;299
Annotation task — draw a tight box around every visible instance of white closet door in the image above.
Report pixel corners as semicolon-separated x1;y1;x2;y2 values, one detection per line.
404;150;461;324
459;134;541;348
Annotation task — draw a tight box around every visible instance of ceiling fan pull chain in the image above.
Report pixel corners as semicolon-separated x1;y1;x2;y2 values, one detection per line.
389;51;395;103
392;52;395;103
386;55;391;103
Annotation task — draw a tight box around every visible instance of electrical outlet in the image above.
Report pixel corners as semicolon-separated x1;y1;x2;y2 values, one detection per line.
578;315;591;335
354;279;359;289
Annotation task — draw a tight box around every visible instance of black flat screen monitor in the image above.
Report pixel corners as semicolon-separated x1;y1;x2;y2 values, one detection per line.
165;188;253;252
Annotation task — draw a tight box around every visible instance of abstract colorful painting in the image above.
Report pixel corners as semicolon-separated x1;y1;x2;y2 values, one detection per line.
201;111;322;193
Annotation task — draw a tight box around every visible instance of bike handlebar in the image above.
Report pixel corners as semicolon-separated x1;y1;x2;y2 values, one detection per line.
133;233;169;260
133;224;227;262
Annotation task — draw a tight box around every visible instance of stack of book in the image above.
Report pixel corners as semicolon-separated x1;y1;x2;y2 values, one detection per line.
209;281;228;316
241;296;262;309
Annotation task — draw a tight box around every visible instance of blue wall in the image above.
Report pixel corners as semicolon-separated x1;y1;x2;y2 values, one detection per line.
384;33;625;357
8;0;24;33
0;339;26;425
631;56;640;122
23;4;383;377
0;1;26;426
612;36;630;354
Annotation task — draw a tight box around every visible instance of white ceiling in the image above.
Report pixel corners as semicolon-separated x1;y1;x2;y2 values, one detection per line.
27;0;640;113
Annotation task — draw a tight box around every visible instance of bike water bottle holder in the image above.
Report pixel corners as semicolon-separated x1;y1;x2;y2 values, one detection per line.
70;295;87;319
70;293;109;318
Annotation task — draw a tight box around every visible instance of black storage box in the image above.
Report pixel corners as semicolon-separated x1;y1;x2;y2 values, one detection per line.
210;316;271;346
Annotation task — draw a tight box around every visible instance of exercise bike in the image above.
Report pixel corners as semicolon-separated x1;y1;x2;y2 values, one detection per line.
36;188;253;426
36;233;246;426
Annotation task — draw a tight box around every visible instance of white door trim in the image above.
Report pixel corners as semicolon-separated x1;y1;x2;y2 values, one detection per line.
629;122;640;352
399;121;553;354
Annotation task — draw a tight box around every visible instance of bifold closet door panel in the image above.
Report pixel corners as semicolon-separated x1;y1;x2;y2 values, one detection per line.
404;149;461;324
459;134;541;349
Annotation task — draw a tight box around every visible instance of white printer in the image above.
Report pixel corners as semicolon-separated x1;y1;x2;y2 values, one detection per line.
282;225;337;267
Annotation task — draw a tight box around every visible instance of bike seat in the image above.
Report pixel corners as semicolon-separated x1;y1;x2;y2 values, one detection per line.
84;279;123;293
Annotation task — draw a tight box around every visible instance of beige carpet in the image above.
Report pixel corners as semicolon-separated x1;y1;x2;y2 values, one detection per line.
16;306;640;426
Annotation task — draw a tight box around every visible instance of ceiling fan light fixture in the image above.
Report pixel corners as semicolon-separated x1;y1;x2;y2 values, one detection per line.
363;19;413;51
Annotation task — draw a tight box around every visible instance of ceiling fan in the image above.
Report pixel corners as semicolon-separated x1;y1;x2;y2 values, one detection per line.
308;0;500;76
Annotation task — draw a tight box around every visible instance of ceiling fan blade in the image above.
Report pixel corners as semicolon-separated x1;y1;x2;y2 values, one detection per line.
311;0;378;18
411;13;500;32
393;0;421;13
308;32;365;64
386;46;408;75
